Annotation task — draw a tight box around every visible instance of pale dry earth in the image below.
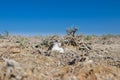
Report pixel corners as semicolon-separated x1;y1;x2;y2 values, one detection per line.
0;35;120;80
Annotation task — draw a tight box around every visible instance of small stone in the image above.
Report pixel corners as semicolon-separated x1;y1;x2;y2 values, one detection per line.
10;48;21;53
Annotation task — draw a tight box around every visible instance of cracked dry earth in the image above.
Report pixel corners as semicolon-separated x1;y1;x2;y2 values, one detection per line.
0;35;120;80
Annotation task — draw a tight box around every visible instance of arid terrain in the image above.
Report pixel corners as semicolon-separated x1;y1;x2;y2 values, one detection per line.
0;33;120;80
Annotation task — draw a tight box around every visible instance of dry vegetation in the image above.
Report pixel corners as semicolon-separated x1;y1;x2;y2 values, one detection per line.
0;29;120;80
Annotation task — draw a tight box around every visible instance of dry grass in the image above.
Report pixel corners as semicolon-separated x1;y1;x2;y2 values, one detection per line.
0;35;120;80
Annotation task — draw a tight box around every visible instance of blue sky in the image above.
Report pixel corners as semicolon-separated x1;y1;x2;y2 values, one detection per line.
0;0;120;35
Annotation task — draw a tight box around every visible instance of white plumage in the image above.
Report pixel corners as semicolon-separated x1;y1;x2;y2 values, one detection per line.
51;42;64;53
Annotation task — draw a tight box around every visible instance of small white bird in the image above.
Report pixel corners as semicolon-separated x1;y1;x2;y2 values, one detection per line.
52;42;64;53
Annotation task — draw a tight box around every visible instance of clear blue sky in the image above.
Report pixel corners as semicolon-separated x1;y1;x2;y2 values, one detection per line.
0;0;120;35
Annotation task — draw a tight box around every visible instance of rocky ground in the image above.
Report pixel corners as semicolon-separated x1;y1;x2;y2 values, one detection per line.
0;34;120;80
